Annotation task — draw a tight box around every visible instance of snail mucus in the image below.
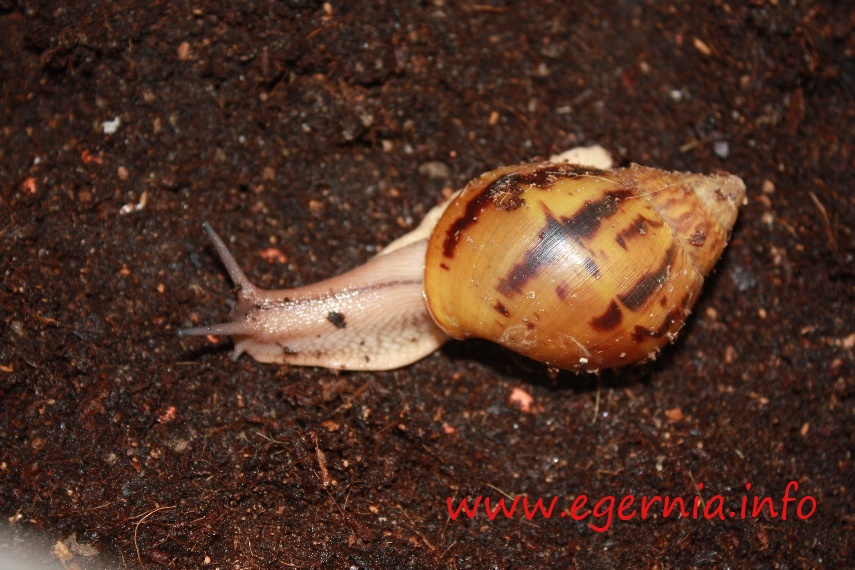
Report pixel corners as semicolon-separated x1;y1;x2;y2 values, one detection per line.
179;146;746;373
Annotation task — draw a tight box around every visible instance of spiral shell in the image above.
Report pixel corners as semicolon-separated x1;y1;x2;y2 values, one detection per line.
424;162;744;372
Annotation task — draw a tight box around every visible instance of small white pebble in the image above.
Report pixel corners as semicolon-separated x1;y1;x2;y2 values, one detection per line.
713;140;730;159
418;161;451;180
102;116;121;135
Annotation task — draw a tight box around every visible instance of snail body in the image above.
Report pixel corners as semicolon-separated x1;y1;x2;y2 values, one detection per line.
180;148;745;372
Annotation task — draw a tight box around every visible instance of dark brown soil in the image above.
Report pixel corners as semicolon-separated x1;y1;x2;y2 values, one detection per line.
1;1;852;568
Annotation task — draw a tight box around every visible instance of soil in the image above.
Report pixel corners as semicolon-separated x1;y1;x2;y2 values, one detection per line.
1;1;853;568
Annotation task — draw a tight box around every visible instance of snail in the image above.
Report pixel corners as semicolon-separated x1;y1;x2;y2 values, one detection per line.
179;146;745;372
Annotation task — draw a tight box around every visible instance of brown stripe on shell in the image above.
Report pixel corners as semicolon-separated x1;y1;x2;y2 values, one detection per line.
631;288;694;342
496;191;629;297
631;308;684;342
493;301;510;317
582;257;601;278
442;183;495;258
497;211;568;296
561;189;634;241
618;243;677;311
441;164;608;258
486;172;528;211
496;164;608;200
614;214;664;250
515;164;606;187
590;300;623;331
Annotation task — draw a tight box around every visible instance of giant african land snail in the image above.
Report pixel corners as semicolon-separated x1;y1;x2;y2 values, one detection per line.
179;146;745;372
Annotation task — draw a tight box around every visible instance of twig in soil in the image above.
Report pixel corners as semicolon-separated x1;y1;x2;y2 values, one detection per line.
808;189;838;250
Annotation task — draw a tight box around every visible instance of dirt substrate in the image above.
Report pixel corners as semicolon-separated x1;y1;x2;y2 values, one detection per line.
1;1;853;568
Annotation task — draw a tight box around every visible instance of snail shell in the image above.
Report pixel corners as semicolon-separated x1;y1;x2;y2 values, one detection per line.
179;148;745;372
425;162;743;372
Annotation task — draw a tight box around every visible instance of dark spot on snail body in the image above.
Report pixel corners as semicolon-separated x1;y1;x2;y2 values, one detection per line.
615;214;663;250
689;228;706;246
526;322;536;331
327;311;347;329
618;243;677;311
493;301;510;317
279;344;298;355
440;263;450;270
590;300;623;331
555;282;571;301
